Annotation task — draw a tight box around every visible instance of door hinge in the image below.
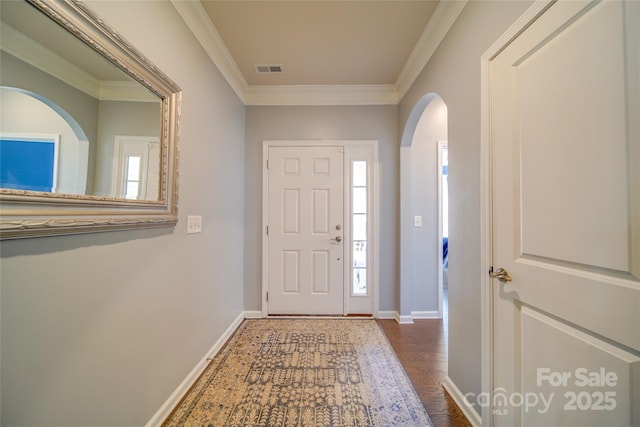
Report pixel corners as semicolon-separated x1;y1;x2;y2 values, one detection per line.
266;225;269;236
266;159;269;169
266;292;269;302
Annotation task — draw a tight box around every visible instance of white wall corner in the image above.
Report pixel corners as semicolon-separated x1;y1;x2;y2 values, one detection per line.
144;311;246;427
442;376;482;427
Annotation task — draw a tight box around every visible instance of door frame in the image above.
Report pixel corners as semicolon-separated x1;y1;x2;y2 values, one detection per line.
437;140;448;319
261;140;379;318
480;2;557;426
112;135;160;200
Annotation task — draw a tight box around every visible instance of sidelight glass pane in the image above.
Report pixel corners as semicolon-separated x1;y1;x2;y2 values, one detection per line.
124;155;141;199
353;241;367;267
352;187;367;214
125;182;139;199
126;156;141;180
353;161;366;187
353;214;367;241
351;159;368;296
353;268;367;295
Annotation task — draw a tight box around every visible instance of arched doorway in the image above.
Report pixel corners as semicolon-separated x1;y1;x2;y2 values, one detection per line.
0;86;89;194
399;93;448;322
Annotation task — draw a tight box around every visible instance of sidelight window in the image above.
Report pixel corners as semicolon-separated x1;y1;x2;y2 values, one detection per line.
352;160;368;296
124;155;142;199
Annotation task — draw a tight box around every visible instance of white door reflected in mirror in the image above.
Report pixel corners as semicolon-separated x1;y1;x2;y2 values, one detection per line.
113;136;160;201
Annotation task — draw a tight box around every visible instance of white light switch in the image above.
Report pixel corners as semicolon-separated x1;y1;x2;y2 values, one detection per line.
187;215;202;234
414;215;422;227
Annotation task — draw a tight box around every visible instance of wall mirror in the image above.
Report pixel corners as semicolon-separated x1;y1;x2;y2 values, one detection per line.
0;0;181;239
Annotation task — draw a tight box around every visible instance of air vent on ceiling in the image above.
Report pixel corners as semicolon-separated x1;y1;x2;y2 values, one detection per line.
255;64;283;74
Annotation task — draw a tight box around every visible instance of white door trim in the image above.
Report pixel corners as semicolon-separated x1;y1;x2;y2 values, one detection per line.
437;140;448;320
112;135;160;200
480;2;568;426
262;140;379;318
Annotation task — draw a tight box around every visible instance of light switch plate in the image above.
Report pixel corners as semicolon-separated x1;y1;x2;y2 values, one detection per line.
187;215;202;234
414;215;422;227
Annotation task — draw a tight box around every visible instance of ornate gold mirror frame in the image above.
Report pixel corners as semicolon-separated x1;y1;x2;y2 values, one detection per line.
0;0;181;239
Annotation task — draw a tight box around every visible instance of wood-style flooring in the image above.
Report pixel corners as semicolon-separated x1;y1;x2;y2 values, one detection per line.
378;284;472;427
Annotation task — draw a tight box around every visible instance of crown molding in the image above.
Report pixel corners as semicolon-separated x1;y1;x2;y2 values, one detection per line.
2;22;161;103
1;22;99;98
395;0;468;100
245;84;398;106
171;0;468;106
170;0;248;103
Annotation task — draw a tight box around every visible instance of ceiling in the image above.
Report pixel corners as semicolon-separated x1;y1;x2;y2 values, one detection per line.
1;0;467;106
200;1;438;86
175;1;467;105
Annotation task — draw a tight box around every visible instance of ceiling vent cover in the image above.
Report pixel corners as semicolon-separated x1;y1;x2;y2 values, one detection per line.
255;64;283;73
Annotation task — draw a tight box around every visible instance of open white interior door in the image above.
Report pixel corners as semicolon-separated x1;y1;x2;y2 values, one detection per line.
489;1;640;425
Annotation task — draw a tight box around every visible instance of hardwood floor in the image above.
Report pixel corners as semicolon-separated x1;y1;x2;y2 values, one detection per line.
378;283;472;427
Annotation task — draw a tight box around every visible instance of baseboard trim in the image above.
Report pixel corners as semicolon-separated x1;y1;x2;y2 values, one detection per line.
243;310;264;319
411;310;439;319
397;314;414;324
145;311;248;427
376;310;398;320
378;311;439;324
442;375;482;427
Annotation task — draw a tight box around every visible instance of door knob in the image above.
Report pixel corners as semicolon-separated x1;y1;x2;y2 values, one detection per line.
489;267;512;282
331;236;342;243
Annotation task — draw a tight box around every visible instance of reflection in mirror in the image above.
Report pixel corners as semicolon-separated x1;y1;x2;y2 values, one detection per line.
0;0;181;239
0;0;162;201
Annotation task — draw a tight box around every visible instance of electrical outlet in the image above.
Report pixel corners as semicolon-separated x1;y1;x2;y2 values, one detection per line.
414;215;422;227
187;215;202;234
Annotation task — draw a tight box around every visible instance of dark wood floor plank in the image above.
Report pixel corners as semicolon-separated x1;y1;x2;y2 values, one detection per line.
378;287;472;427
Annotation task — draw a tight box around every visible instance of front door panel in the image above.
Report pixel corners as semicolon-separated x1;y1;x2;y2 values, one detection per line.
267;146;344;315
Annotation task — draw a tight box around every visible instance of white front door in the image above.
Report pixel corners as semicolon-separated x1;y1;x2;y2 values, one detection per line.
267;146;344;315
489;1;639;425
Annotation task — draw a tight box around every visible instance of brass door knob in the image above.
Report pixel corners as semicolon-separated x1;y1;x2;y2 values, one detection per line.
490;267;512;282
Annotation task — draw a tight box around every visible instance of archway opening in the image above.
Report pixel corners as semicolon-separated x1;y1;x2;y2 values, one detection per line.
399;92;448;322
0;86;89;194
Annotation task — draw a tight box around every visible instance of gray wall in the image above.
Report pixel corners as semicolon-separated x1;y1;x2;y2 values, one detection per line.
399;0;533;406
0;1;246;425
243;105;398;312
93;100;162;197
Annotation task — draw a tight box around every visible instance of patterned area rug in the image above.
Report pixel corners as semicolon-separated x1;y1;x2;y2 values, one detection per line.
163;319;433;426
